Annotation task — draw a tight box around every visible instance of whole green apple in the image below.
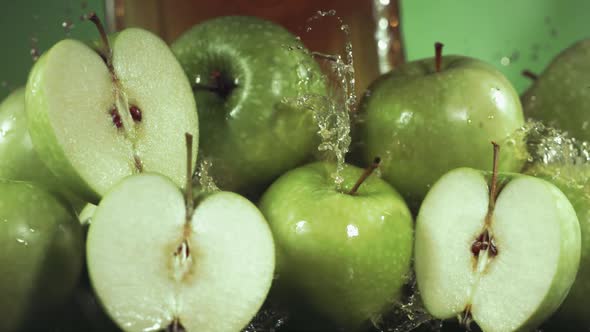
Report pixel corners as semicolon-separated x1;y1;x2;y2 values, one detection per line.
259;161;413;331
0;88;84;211
356;43;526;208
0;88;56;185
525;163;590;328
172;16;327;196
0;180;83;332
522;39;590;142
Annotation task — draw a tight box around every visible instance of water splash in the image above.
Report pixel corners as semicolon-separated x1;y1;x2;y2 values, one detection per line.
286;10;356;189
195;159;220;192
30;37;40;62
520;119;590;165
373;272;438;332
242;306;289;332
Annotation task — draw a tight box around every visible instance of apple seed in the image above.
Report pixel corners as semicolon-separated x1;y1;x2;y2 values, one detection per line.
109;107;122;129
129;105;142;122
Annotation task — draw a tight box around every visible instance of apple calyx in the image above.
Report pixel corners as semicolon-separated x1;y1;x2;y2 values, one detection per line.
521;70;539;81
435;42;444;73
193;70;238;99
84;12;144;171
461;142;503;327
347;157;381;195
165;319;187;332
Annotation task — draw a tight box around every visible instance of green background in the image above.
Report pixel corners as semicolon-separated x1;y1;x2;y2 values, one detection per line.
0;0;104;100
0;0;589;100
401;0;590;93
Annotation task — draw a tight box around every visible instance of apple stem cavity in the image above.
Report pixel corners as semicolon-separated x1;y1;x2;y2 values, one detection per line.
192;70;238;99
435;42;444;73
347;157;381;195
522;69;539;81
84;12;114;73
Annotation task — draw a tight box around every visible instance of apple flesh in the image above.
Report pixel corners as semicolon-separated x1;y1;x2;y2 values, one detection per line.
522;39;590;142
525;164;590;327
26;27;198;203
0;180;83;332
259;161;413;331
415;168;580;332
87;173;275;332
172;16;327;196
356;53;526;208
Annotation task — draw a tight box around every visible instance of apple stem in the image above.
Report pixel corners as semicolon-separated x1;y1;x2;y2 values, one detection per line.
348;157;381;195
184;133;194;224
84;12;114;72
488;141;500;215
521;70;539;81
435;42;444;73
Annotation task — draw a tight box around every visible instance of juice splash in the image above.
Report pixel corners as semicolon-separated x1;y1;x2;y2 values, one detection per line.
286;10;356;189
195;159;220;193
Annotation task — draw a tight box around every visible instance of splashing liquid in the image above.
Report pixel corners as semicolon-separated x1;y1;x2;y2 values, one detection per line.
195;159;220;193
286;10;356;189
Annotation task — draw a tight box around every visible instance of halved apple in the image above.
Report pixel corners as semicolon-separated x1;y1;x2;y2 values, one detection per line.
415;165;580;332
86;173;275;332
25;17;198;203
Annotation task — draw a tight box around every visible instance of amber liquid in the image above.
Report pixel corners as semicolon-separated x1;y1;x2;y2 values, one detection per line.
106;0;404;95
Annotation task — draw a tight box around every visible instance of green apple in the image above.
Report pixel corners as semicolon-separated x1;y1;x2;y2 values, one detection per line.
259;161;413;331
87;172;275;332
0;87;85;210
25;15;198;203
0;180;83;332
525;163;590;328
0;88;57;186
415;149;580;332
171;16;327;196
522;39;590;142
356;43;526;208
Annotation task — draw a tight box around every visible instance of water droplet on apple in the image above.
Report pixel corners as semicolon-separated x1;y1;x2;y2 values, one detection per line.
16;238;28;246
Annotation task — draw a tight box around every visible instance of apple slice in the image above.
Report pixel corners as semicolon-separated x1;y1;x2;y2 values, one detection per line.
25;14;198;203
86;172;275;332
415;146;580;332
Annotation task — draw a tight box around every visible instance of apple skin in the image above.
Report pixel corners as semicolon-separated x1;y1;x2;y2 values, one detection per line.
0;88;85;211
525;164;590;328
522;39;590;142
0;180;83;332
259;161;413;331
356;55;526;208
172;16;327;197
0;88;56;186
